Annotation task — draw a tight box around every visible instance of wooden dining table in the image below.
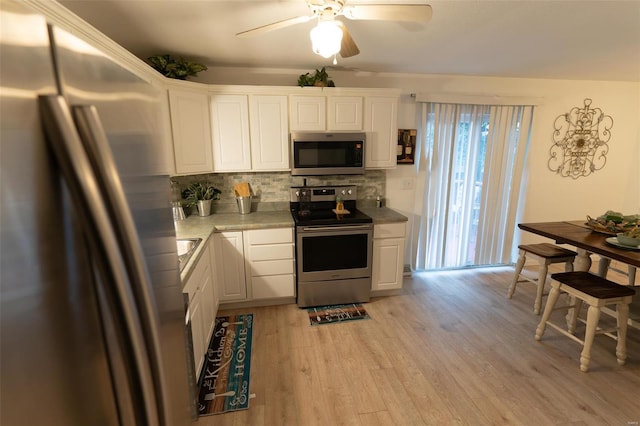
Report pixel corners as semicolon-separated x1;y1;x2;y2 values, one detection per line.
518;221;640;329
518;221;640;277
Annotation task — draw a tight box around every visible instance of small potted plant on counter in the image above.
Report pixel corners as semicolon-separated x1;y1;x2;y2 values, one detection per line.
182;182;221;217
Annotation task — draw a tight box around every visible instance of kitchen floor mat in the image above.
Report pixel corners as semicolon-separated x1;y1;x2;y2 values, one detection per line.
197;314;253;416
307;303;370;326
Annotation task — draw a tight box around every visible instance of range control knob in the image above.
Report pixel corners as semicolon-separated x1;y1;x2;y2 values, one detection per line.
341;190;347;195
295;190;300;197
347;189;352;195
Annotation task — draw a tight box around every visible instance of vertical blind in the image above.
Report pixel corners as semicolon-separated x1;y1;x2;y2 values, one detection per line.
411;102;534;270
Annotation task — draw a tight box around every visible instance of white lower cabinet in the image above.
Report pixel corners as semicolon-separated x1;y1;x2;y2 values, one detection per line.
183;242;218;376
244;228;295;299
213;228;295;304
188;294;205;375
372;222;406;291
214;231;247;302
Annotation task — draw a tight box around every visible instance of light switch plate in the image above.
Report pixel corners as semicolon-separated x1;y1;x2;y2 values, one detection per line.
401;178;414;190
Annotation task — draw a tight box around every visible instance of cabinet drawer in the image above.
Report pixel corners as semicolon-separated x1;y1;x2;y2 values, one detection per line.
250;259;294;276
183;245;210;301
374;222;406;239
248;244;293;261
251;274;295;299
245;228;293;245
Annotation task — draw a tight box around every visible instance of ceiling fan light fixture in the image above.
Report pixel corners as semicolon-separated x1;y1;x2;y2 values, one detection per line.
310;20;343;58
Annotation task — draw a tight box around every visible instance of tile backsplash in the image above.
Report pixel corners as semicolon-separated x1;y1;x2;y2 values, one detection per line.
171;170;386;203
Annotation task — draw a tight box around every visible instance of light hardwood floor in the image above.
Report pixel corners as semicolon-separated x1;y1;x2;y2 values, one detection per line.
201;266;640;425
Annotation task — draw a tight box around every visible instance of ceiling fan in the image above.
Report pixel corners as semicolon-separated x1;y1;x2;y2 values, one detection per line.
236;0;432;60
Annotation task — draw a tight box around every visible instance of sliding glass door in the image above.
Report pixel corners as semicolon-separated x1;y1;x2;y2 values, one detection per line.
413;103;533;270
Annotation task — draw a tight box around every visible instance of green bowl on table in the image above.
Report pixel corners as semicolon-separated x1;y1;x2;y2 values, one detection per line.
616;232;640;247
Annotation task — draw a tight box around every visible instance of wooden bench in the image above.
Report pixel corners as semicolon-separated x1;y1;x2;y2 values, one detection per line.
535;271;636;372
508;243;577;314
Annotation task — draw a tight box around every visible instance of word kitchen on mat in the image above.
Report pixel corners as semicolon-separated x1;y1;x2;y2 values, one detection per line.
197;314;254;415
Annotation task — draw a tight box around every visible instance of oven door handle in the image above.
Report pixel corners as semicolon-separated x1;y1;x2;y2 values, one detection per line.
300;224;373;232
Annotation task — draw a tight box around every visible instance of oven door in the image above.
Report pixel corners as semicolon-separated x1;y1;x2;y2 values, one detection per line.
296;224;373;282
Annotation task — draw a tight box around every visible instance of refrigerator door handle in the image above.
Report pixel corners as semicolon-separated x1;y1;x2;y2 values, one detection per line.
38;95;160;426
71;105;170;425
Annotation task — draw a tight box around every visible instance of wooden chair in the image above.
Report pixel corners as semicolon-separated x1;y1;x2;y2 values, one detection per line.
508;243;577;314
535;271;636;372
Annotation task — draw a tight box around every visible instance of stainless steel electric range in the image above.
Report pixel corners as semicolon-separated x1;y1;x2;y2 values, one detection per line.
290;185;373;308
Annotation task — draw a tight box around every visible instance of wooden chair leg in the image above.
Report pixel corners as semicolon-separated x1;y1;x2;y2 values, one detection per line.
597;257;635;286
534;261;548;315
565;260;574;272
508;250;526;299
616;302;630;366
580;305;601;372
598;257;611;278
568;298;583;334
536;283;561;340
628;266;637;286
565;295;578;329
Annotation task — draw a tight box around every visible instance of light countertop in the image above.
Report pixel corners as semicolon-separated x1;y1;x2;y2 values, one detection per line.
175;205;407;284
359;206;408;224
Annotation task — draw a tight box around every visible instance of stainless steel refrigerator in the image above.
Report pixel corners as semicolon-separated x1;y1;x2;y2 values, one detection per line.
1;2;193;424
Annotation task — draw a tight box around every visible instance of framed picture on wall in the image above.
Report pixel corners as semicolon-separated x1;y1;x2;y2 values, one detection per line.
397;129;416;164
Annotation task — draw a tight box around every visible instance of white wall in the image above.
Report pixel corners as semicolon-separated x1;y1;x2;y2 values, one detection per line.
199;67;640;262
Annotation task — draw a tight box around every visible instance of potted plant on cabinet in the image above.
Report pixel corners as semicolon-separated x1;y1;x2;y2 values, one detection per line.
297;67;335;87
147;54;208;80
182;182;221;217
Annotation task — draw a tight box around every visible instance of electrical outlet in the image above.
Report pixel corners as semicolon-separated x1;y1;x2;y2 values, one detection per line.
401;179;414;190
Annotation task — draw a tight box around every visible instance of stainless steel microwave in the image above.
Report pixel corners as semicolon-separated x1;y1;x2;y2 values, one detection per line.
290;132;366;176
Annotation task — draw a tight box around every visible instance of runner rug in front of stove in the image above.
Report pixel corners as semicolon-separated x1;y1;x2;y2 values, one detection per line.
197;314;253;415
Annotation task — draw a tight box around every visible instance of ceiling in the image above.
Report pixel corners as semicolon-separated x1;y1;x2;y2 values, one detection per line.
59;0;640;82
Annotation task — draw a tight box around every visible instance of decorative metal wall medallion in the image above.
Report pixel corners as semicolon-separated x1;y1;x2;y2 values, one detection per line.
548;98;613;179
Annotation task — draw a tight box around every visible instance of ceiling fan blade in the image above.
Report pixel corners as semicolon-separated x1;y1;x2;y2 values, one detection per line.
342;4;432;22
236;15;313;37
337;22;360;58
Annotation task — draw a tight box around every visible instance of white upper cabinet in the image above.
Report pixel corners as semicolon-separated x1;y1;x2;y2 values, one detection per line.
210;94;251;171
364;96;398;169
327;96;363;131
167;86;398;173
249;95;290;171
289;95;326;131
168;89;213;174
155;84;176;176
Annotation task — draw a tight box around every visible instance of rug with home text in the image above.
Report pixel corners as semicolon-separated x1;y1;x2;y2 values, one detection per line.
197;314;253;415
307;303;370;326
